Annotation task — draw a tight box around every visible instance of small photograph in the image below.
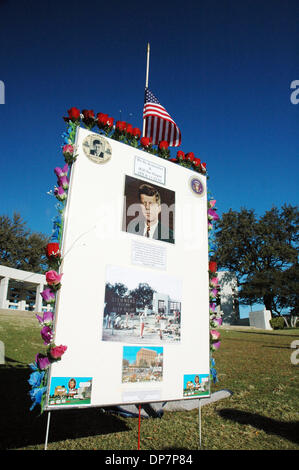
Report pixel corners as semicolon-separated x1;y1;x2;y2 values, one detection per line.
48;377;93;406
123;175;175;244
122;346;163;383
82;134;112;164
102;265;182;344
183;374;210;397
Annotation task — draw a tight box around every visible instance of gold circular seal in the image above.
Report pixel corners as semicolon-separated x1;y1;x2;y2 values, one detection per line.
82;134;112;164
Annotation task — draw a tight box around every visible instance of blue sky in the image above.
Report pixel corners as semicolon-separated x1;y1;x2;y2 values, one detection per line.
0;0;298;316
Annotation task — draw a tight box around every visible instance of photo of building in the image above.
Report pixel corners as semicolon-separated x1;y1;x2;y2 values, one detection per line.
122;346;163;383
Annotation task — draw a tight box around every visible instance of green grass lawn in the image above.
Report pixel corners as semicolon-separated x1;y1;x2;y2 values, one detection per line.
0;312;298;450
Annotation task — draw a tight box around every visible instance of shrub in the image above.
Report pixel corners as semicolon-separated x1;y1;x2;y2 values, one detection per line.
270;316;285;330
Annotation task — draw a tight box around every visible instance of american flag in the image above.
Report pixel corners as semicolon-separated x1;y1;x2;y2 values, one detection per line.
143;88;181;147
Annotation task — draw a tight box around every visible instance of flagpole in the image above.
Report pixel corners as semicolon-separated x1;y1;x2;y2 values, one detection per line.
145;42;150;88
143;42;150;136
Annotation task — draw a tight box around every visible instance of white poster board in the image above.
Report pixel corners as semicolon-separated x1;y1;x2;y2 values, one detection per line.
45;127;210;409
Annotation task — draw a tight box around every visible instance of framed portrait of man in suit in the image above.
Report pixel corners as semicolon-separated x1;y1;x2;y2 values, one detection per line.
122;175;175;244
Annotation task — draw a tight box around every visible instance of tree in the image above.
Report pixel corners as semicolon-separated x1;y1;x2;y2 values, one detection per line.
129;283;156;309
215;205;299;316
104;282;128;310
0;212;49;273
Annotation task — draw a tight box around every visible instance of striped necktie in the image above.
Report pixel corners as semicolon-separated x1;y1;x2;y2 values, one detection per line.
146;221;150;237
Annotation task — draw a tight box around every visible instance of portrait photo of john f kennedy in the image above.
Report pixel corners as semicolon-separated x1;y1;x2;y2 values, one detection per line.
82;134;112;164
122;175;175;244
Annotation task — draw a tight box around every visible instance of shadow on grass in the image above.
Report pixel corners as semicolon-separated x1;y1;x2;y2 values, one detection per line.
0;367;130;450
4;356;28;366
218;408;299;445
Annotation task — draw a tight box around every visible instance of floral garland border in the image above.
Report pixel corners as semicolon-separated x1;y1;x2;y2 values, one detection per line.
27;124;78;412
28;106;217;412
208;198;222;384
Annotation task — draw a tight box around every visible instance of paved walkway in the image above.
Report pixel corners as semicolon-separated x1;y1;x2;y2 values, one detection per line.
101;390;233;418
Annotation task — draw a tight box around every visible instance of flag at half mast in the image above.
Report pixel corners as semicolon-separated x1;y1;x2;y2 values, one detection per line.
143;88;181;147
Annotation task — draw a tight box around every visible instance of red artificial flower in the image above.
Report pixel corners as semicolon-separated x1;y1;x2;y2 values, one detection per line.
186;152;195;162
170;158;177;162
45;243;61;259
107;117;114;127
201;162;207;170
140;136;152;148
116;121;127;132
209;261;217;273
193;158;201;167
82;109;95;120
159;140;169;150
97;113;109;125
132;127;141;138
177;150;185;160
96;113;114;128
126;124;133;135
67;107;80;121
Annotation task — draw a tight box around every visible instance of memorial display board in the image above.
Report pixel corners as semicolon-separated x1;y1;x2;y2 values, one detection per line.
45;126;210;409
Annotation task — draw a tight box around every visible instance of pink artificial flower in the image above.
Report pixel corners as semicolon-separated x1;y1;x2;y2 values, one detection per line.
54;186;67;201
35;353;51;370
54;163;69;178
62;144;74;155
210;330;220;341
209;199;216;208
36;311;54;325
208;208;219;221
214;317;223;327
46;270;63;286
40;288;55;304
40;326;54;345
209;302;216;313
210;277;218;287
211;287;218;298
211;341;221;351
58;175;69;190
49;345;67;360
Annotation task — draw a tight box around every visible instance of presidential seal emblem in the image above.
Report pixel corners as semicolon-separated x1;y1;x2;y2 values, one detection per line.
189;176;205;196
82;134;112;164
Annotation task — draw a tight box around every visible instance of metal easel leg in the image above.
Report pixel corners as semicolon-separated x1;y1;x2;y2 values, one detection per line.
44;411;51;450
199;399;202;449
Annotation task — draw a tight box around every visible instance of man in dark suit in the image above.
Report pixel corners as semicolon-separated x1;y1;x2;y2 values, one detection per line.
90;139;104;158
127;183;174;244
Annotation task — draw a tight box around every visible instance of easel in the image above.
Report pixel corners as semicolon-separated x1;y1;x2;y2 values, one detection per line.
44;399;202;450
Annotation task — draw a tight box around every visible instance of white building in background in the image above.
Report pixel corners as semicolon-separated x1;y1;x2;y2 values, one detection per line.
0;265;48;313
